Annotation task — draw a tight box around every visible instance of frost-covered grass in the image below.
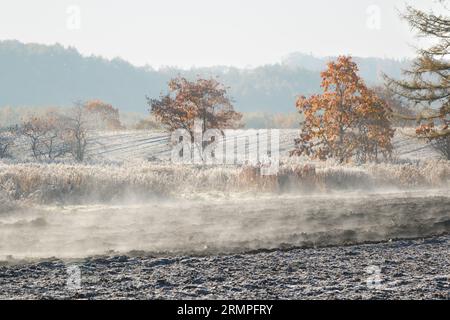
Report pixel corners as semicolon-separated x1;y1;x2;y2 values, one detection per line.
0;158;448;207
0;128;448;207
1;129;449;263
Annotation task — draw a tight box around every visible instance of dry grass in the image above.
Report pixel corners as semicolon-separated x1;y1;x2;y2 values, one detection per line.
0;159;448;205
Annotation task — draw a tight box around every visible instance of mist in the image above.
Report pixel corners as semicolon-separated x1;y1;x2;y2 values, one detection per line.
1;159;449;262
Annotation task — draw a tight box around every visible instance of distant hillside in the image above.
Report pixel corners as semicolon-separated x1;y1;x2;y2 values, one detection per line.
282;52;409;82
0;40;409;114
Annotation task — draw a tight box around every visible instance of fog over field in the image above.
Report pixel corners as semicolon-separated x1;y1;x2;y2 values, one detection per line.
1;130;449;262
0;0;449;301
1;191;449;261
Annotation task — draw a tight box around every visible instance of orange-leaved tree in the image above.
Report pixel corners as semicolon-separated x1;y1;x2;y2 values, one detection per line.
84;100;124;130
291;56;395;163
147;77;242;141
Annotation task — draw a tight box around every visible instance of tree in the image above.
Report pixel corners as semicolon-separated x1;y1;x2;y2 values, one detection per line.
19;104;91;162
0;126;16;159
424;131;450;159
21;112;70;160
66;103;89;162
147;77;242;141
84;100;123;130
372;86;417;127
134;116;162;130
384;3;450;159
291;56;394;163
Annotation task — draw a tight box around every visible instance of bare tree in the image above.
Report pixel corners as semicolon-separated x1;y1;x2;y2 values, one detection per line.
21;112;69;160
0;126;16;159
428;135;450;160
66;103;89;162
21;118;44;160
19;104;91;162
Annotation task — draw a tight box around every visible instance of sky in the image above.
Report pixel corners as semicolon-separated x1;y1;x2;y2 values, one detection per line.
0;0;446;68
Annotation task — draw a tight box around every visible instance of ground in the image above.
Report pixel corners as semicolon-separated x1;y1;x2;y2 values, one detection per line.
0;235;448;300
0;129;449;300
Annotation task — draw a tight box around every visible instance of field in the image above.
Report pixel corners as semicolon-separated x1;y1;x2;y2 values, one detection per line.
0;129;449;299
5;128;442;162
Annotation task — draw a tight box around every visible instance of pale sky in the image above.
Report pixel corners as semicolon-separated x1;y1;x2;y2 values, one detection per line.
0;0;446;68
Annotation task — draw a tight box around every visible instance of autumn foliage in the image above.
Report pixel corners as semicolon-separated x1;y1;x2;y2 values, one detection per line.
84;100;124;130
384;4;450;159
291;56;394;163
148;77;242;140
